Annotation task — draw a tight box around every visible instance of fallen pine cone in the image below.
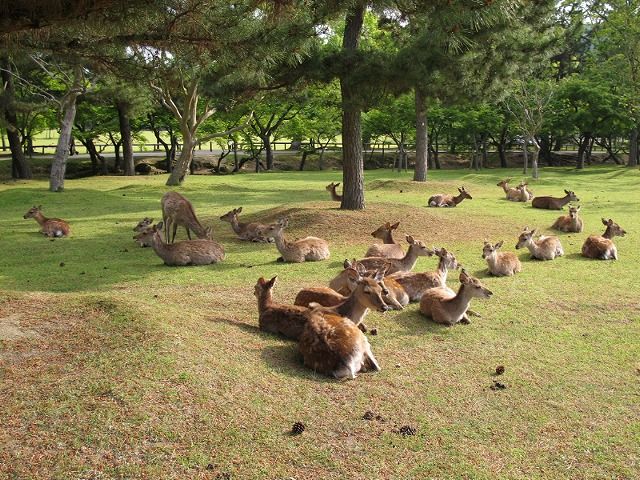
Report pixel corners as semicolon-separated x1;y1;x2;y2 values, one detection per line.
495;365;505;375
398;425;416;436
363;411;375;420
291;422;305;435
490;381;507;391
370;328;378;336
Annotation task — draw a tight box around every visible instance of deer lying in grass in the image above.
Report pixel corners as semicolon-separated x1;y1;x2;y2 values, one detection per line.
482;240;522;276
386;247;460;302
326;182;342;202
262;217;330;263
518;182;534;202
551;205;583;233
254;276;309;340
428;186;472;207
219;207;271;242
365;222;404;259
515;227;563;260
23;206;71;237
359;235;432;274
133;222;224;266
329;259;366;295
133;217;154;247
581;218;626;260
497;179;523;201
161;191;212;243
420;270;493;326
532;189;579;210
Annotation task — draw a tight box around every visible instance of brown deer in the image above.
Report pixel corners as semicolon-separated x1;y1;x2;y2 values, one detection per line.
219;207;271;242
326;182;342;202
262;217;330;263
518;182;534;202
161;191;212;243
329;259;366;295
532;189;579;210
515;227;564;260
482;240;522;276
133;222;224;266
497;179;522;201
428;186;472;207
254;276;309;340
420;270;493;326
23;206;71;237
386;247;460;302
133;217;154;247
299;307;381;380
551;205;583;233
581;218;626;260
359;235;433;274
364;222;404;259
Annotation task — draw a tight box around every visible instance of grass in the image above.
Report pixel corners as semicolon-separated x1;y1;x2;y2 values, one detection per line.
0;166;639;479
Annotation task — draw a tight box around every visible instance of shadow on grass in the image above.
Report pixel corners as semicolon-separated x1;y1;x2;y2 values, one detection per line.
260;343;338;383
206;316;260;335
392;309;454;336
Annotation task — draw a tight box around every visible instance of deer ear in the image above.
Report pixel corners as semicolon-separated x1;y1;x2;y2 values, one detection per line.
37;205;42;209
335;183;340;187
257;277;265;285
384;222;391;228
565;189;570;194
391;222;399;229
459;269;470;283
373;268;386;281
343;258;352;269
608;218;614;225
406;235;415;244
156;221;164;230
523;226;529;232
601;218;608;225
458;187;463;193
495;240;504;249
237;207;243;213
267;276;278;288
355;262;367;275
576;205;581;211
531;229;538;235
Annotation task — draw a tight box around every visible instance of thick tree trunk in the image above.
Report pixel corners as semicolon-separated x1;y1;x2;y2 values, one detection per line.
522;143;528;175
413;87;428;182
628;128;638;167
166;134;195;185
577;134;590;169
299;150;308;171
263;135;273;170
117;102;135;176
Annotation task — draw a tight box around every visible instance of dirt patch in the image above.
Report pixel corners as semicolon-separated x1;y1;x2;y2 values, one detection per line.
0;314;39;341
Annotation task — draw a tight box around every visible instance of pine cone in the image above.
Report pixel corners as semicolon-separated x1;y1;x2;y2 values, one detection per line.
291;422;305;435
399;425;416;436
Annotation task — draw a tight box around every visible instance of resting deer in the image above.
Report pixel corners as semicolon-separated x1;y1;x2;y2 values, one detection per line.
365;222;404;259
161;191;212;243
581;218;626;260
359;235;432;274
551;205;583;233
254;276;309;340
23;206;71;238
515;227;563;260
219;207;271;242
133;222;224;266
262;217;330;263
428;186;472;207
326;182;342;202
532;189;579;210
386;247;460;302
497;179;522;201
482;240;522;276
518;182;534;202
133;217;154;247
329;259;366;295
420;270;493;326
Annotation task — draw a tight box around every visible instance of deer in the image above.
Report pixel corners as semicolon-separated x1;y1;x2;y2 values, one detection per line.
219;207;271;243
518;182;534;202
482;240;522;276
551;205;583;233
515;227;564;260
386;247;460;302
133;222;224;266
364;222;405;259
531;189;579;210
254;276;310;340
23;206;71;237
497;178;523;201
581;218;626;260
262;217;330;263
428;186;472;207
329;259;366;295
133;217;154;247
358;235;433;275
161;191;212;243
326;182;342;202
419;270;493;326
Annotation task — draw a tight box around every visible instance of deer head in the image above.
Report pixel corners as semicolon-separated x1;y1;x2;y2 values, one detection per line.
134;221;163;244
460;269;493;298
601;218;626;238
497;178;511;187
406;235;434;257
433;246;460;269
482;240;504;259
325;182;340;191
133;217;154;232
568;205;580;218
458;186;472;200
370;221;399;239
564;189;579;202
219;207;242;222
254;276;277;299
515;227;537;249
356;268;391;313
23;205;42;219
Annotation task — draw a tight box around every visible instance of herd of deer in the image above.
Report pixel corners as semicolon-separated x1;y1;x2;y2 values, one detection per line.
21;179;626;379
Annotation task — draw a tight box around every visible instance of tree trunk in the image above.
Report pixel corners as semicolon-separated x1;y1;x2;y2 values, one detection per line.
531;136;540;179
481;135;488;169
166;135;195;185
522;143;528;175
628;128;638;167
263;135;273;170
577;134;590;169
413;87;428;182
117;102;135;176
339;3;366;210
299;150;308;171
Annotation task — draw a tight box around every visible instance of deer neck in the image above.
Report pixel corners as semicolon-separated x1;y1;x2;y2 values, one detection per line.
557;195;572;208
399;244;421;270
501;183;509;194
272;231;290;254
331;189;340;201
33;211;47;226
525;238;543;256
381;230;395;244
445;283;474;318
435;257;450;284
602;226;615;239
189;218;207;238
258;290;273;311
335;291;368;324
150;232;171;257
230;216;243;235
453;193;466;205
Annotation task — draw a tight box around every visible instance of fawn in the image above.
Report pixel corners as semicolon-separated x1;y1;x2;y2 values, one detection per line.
532;189;579;210
326;182;342;202
497;179;523;201
133;222;224;266
219;207;271;242
262;217;330;263
428;186;472;207
23;206;70;237
515;227;563;260
161;191;212;243
518;182;534;202
581;218;626;260
482;240;522;276
254;276;310;340
133;217;154;247
420;270;492;326
365;222;405;259
359;235;432;274
551;205;583;233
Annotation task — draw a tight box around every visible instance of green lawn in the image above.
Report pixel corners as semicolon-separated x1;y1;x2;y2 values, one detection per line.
0;167;638;479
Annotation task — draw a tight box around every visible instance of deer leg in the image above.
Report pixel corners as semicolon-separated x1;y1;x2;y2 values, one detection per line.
358;322;368;333
186;228;192;240
172;223;178;243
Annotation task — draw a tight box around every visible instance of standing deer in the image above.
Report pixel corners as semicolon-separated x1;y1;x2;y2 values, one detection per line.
254;276;310;340
482;240;522;276
161;191;212;243
262;217;330;263
133;222;224;266
326;182;342;202
515;227;564;260
359;235;433;274
428;186;472;207
581;218;626;260
497;179;523;201
532;189;579;210
551;205;583;233
219;207;271;242
23;206;71;237
364;222;404;259
420;270;493;326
